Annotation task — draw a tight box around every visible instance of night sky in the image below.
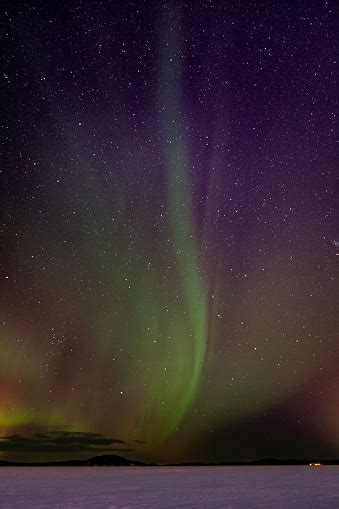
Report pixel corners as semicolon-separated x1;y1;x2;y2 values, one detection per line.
1;0;338;464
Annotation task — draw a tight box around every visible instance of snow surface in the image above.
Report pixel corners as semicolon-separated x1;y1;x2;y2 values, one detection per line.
1;466;338;508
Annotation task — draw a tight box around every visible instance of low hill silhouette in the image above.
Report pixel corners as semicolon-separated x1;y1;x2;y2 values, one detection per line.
0;454;148;467
0;455;338;467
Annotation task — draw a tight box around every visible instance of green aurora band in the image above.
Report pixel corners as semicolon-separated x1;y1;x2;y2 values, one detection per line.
136;13;207;445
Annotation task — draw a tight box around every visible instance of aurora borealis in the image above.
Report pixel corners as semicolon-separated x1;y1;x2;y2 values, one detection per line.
1;0;338;463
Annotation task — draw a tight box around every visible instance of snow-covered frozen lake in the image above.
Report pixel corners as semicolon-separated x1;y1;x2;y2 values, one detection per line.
1;466;338;508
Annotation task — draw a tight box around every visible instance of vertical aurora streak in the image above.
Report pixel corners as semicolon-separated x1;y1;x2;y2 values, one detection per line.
159;8;207;434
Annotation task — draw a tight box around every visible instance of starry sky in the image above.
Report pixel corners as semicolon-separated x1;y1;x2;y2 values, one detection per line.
1;0;338;464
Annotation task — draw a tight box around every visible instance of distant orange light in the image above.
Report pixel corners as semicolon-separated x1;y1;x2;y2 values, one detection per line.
309;462;321;467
